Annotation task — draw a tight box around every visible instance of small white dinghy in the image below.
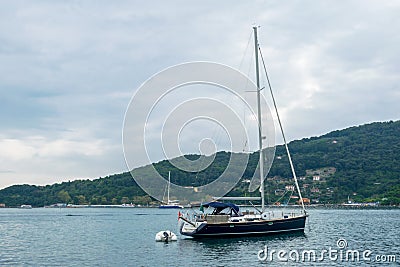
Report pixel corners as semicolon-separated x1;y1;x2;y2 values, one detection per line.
155;230;177;242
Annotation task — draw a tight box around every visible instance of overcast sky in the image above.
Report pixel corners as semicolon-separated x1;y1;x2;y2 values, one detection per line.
1;0;399;189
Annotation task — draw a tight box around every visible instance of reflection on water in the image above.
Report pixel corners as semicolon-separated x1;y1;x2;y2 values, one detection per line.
177;231;307;264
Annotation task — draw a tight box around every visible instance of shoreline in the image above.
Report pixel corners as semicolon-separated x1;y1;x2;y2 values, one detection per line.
1;204;399;209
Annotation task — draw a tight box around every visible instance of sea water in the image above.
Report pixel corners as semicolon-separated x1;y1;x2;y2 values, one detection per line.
0;208;399;266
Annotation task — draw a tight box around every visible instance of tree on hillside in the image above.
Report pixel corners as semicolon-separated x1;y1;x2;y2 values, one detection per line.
57;190;71;203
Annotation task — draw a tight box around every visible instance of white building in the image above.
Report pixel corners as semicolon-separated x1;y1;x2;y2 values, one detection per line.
285;185;295;191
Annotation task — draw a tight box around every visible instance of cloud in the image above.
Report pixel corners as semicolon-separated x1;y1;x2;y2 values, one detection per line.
0;0;399;188
0;131;123;187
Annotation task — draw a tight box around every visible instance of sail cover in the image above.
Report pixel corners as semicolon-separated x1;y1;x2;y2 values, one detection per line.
201;202;239;213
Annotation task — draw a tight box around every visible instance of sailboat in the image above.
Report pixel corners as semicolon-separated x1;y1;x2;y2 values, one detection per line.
179;27;308;237
159;171;184;209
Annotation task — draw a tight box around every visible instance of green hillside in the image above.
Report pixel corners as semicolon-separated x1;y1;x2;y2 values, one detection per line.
0;120;399;207
270;120;400;204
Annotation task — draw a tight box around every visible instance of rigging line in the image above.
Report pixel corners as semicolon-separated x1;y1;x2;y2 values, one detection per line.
258;46;307;214
286;189;294;205
272;190;289;205
245;46;255;91
266;179;270;204
242;103;248;152
238;31;253;71
240;32;255;153
194;116;224;185
240;31;255;103
194;154;205;185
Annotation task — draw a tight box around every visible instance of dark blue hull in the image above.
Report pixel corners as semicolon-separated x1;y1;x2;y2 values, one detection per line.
159;205;183;209
181;215;307;238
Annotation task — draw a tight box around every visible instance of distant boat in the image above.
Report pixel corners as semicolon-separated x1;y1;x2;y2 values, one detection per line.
19;204;32;209
159;172;183;209
179;26;308;238
121;203;136;207
342;195;362;206
44;203;67;208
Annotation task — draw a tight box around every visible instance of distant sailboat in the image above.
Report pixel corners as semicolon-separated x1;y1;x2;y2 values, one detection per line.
19;204;32;209
159;172;183;209
179;26;308;238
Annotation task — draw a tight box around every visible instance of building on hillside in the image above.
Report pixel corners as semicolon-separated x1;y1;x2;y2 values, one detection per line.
310;187;320;193
297;198;311;205
285;185;295;191
313;175;320;181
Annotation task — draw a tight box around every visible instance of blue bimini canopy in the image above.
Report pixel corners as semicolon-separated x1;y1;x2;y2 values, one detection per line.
201;202;240;214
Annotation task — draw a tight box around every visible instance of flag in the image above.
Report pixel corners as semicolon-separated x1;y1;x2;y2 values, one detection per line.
199;204;204;213
178;211;182;221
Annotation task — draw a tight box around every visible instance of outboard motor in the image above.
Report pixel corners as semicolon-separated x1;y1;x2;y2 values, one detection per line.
163;231;169;242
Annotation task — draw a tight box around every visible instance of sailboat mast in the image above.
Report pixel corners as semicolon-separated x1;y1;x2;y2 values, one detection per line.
253;26;265;212
167;171;171;204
